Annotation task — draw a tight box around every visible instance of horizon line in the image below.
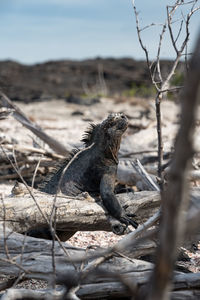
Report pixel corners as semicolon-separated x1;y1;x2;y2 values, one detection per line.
0;55;181;66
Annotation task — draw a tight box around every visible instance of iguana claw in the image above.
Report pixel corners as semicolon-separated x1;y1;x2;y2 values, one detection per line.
120;215;138;229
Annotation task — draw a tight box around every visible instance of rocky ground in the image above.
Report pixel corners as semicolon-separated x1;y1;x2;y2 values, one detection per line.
0;95;200;292
0;96;182;150
0;58;184;101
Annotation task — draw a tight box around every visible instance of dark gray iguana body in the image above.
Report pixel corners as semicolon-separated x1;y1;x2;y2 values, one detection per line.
40;113;138;229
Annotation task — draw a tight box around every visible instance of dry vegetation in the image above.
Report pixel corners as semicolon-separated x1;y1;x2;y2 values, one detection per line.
0;85;200;298
0;1;200;299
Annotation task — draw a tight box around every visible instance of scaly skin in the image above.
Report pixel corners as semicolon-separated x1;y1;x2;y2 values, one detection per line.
40;113;138;230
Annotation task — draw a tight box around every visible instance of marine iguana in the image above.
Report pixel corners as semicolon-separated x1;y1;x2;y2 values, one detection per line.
39;113;138;230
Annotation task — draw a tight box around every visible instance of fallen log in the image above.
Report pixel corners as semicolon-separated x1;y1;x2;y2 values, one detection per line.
0;190;160;234
0;228;200;299
1;284;200;300
0;188;200;249
0;225;154;285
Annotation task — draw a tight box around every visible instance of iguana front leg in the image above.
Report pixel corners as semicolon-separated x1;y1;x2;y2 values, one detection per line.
100;173;138;230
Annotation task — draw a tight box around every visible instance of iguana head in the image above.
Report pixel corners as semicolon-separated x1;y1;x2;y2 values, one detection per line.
101;113;128;136
82;113;128;157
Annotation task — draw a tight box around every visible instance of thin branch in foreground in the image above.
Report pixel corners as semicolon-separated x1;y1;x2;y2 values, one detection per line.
1;195;10;261
147;31;200;300
0;144;78;272
49;197;57;289
31;155;43;189
155;92;164;189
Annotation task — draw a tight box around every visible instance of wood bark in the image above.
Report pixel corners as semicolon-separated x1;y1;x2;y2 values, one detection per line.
0;189;200;248
2;285;200;300
0;190;160;234
0;227;200;299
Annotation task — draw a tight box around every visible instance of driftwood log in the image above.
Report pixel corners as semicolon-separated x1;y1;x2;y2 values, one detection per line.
1;280;200;300
1;189;200;248
0;226;200;299
0;190;160;234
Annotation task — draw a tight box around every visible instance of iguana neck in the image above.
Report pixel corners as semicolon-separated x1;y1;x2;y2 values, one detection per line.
103;136;122;164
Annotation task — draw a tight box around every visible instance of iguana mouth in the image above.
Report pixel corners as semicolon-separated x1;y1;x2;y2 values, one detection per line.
116;114;128;131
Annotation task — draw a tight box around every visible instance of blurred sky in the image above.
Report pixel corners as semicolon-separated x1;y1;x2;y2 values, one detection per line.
0;0;199;64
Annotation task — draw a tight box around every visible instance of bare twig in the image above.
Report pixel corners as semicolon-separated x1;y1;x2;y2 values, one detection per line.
130;159;160;191
132;2;153;84
132;0;200;189
154;22;167;84
1;195;11;261
49;195;58;289
31;155;43;189
147;31;200;300
167;1;181;55
0;144;78;272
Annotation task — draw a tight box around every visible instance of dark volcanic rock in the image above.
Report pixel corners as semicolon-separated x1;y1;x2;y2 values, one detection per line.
0;58;183;102
65;94;100;106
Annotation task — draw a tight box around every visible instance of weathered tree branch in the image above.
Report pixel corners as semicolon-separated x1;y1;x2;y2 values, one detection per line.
117;159;159;191
0;91;70;156
0;191;160;234
0;189;200;250
147;31;200;300
0;227;200;299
